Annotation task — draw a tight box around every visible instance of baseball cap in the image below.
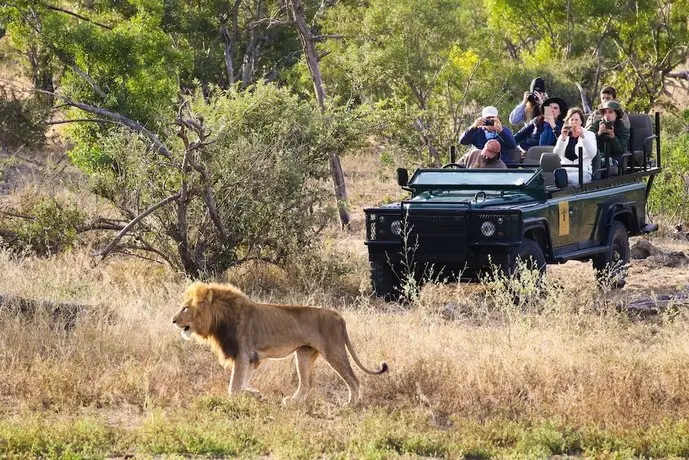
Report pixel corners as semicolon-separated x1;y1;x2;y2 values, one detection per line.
483;139;501;156
530;77;546;93
481;106;499;118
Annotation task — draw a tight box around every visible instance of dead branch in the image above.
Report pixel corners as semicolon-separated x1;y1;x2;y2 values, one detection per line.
40;91;176;162
44;4;113;30
667;71;689;80
94;192;182;259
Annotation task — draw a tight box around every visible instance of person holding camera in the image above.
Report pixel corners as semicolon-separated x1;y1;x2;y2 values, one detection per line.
584;86;630;129
459;106;518;164
553;107;597;185
509;77;548;126
514;96;568;153
587;100;629;165
457;139;507;169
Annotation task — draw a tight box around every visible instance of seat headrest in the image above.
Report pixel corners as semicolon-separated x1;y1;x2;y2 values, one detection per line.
540;152;562;172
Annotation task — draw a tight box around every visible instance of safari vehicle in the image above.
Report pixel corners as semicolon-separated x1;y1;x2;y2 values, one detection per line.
365;113;662;301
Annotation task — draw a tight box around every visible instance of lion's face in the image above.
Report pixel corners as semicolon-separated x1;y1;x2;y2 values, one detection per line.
172;282;215;341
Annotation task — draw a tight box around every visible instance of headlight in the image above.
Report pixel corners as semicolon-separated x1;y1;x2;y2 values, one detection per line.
390;220;402;236
481;221;496;237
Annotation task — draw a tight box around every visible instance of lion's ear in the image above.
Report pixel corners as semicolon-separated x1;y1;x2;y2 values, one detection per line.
205;288;213;304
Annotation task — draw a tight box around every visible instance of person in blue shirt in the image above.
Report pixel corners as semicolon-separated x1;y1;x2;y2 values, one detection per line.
459;106;519;165
514;97;568;155
509;77;548;126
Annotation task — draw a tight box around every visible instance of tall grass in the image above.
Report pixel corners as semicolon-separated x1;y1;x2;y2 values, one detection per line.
1;154;689;456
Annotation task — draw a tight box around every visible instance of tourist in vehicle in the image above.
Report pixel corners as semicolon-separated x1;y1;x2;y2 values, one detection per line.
513;97;568;153
459;106;519;164
588;100;630;165
459;106;518;164
553;107;597;185
509;77;548;126
585;86;630;129
457;139;507;169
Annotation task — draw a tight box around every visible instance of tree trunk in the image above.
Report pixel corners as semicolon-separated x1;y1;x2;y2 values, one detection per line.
241;0;264;89
287;0;349;227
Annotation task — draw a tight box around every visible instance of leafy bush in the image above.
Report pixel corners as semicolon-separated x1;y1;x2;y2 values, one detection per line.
5;197;86;255
0;87;49;150
647;117;689;225
86;82;368;276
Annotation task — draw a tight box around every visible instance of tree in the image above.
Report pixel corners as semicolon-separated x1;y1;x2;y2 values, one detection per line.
317;0;481;165
285;0;350;227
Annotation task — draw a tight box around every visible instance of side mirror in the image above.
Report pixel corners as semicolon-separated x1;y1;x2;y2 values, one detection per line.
396;168;409;187
553;168;568;188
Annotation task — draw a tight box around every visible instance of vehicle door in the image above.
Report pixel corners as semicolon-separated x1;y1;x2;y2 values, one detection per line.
548;193;583;252
577;182;647;248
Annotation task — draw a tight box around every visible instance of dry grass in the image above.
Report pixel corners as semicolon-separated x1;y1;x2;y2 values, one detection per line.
1;146;689;456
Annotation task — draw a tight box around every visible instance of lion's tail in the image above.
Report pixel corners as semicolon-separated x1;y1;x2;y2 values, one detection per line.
344;326;388;375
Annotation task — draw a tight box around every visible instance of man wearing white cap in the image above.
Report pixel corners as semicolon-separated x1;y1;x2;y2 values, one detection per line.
459;106;518;165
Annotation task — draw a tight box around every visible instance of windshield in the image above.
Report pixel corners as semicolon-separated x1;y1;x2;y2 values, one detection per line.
409;169;540;187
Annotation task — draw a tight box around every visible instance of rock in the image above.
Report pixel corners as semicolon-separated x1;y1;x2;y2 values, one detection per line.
631;239;662;259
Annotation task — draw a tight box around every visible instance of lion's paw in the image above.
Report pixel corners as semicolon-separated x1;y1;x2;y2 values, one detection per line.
243;388;264;400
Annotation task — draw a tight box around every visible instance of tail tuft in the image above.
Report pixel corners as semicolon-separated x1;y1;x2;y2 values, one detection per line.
379;362;389;374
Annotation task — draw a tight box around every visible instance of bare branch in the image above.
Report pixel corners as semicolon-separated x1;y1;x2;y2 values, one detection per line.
40;91;176;161
313;34;344;41
667;71;689;80
45;118;118;125
66;62;108;98
44;4;113;30
95;192;182;259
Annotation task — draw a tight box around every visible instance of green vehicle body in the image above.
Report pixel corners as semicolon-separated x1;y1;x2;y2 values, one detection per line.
365;116;662;301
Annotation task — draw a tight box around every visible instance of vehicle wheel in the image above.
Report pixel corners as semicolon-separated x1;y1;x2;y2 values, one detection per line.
592;221;630;289
498;239;546;304
508;239;547;279
370;261;403;302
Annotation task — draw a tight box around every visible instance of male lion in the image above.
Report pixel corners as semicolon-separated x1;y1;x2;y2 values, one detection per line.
171;281;388;404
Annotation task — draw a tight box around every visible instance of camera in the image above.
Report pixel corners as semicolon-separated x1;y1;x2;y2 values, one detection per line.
483;118;495;126
526;92;538;104
563;126;572;137
603;120;614;129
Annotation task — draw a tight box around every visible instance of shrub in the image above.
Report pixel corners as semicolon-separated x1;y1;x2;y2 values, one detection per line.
12;197;86;255
80;82;369;276
0;86;49;150
647;117;689;226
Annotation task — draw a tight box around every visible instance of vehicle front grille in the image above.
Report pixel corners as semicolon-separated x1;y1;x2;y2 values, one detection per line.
405;212;467;259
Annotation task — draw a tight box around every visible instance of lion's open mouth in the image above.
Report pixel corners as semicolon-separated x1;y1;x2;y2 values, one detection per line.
181;325;192;341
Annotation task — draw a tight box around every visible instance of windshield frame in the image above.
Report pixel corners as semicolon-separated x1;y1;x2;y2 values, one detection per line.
408;168;542;190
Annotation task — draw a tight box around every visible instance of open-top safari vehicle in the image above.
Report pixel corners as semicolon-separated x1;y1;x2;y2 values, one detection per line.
365;113;662;301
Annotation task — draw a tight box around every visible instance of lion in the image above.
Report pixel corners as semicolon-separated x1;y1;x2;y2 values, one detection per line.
171;281;388;404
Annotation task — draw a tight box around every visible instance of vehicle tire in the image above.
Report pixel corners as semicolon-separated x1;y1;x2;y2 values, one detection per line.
508;239;547;279
592;221;630;289
370;261;403;302
499;239;546;304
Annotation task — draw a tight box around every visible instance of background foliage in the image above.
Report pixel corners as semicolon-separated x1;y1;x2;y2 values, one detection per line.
0;0;688;272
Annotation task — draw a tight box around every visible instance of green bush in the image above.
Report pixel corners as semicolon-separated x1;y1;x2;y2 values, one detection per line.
0;86;49;150
13;197;86;255
647;117;689;225
84;82;369;276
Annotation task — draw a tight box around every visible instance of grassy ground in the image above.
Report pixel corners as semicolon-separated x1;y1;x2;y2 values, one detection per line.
2;151;689;458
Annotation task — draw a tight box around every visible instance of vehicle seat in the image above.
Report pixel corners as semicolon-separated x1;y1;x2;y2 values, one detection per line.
524;145;555;164
628;114;655;170
539;152;561;186
502;147;522;165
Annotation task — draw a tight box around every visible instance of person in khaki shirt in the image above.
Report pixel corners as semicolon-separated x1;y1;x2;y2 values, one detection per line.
458;139;507;169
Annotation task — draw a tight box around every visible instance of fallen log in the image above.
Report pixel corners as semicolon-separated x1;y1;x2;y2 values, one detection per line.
622;288;689;315
0;294;94;329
